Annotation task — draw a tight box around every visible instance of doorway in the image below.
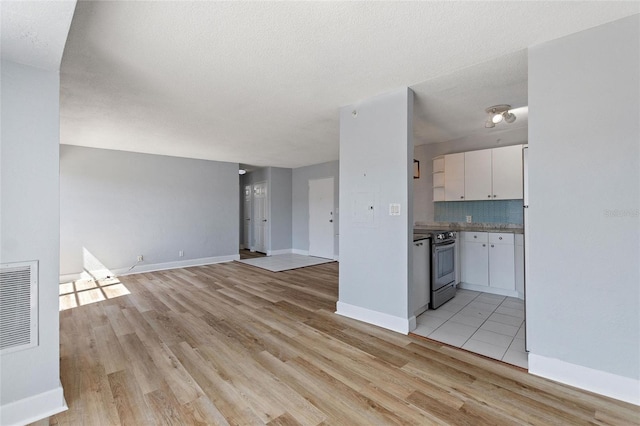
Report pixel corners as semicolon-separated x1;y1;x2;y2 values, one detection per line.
308;177;334;259
253;181;268;253
243;184;251;249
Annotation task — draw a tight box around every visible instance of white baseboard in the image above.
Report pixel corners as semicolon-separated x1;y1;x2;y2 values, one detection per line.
333;254;339;261
336;301;410;334
291;248;338;260
267;249;293;256
0;382;67;426
408;315;417;332
59;254;240;282
528;353;640;406
458;282;518;298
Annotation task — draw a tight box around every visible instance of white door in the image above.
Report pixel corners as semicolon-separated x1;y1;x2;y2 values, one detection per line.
308;178;334;259
253;181;268;253
243;185;251;248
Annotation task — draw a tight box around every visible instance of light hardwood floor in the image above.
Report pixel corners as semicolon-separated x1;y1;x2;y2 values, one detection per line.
36;261;638;425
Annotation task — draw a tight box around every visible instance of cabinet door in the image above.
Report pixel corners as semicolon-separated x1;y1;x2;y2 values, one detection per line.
444;153;465;201
412;241;430;314
464;149;492;201
461;241;489;287
489;242;515;290
492;145;523;200
514;234;524;298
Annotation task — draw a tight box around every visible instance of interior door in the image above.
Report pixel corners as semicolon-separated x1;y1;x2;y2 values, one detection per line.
308;177;334;259
243;185;251;249
253;181;268;253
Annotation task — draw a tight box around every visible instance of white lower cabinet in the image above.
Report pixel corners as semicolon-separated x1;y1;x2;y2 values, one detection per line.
514;234;525;299
488;233;515;290
460;232;518;297
461;232;489;286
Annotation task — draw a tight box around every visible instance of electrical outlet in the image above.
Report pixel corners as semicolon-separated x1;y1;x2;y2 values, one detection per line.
137;255;143;262
466;215;472;223
179;250;184;257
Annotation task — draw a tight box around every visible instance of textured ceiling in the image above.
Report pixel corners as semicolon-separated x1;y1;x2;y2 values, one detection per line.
57;2;639;168
1;0;76;71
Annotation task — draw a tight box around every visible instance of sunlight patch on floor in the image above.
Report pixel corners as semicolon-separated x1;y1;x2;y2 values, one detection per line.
59;276;130;311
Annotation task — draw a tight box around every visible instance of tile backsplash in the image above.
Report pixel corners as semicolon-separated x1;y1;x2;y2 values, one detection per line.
434;200;523;224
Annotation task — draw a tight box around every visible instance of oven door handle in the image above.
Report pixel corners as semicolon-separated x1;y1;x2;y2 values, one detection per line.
433;241;455;249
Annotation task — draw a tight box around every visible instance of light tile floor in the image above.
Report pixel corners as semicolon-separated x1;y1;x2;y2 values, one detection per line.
238;253;334;272
413;289;528;368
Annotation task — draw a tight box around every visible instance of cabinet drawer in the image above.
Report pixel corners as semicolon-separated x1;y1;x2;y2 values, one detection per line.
464;232;488;243
489;233;514;245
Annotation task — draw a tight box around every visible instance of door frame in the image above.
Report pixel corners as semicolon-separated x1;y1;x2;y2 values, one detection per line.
252;181;269;254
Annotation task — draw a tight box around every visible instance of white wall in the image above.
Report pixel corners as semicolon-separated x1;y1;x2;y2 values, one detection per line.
60;145;240;278
338;88;414;333
528;15;639;404
1;60;66;424
292;161;340;256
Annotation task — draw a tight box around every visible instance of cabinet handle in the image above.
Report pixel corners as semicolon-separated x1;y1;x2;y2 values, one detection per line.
460;196;464;199
499;237;502;240
493;195;497;198
488;195;491;198
482;244;486;247
491;244;494;247
474;235;477;239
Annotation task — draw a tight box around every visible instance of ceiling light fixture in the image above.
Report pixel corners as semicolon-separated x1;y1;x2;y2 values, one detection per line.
238;169;247;175
485;104;516;128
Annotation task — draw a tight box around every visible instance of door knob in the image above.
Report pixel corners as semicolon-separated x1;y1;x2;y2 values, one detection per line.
329;220;333;223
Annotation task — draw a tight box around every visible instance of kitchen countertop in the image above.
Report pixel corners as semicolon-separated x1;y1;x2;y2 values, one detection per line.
414;222;524;234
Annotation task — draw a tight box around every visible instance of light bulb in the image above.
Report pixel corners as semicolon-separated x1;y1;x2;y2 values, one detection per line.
492;113;503;124
503;112;516;123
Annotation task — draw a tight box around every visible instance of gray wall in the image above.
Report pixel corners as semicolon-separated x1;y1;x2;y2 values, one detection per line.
414;129;528;224
269;167;293;252
292;161;340;256
528;14;639;384
338;88;413;330
1;60;63;414
60;146;239;276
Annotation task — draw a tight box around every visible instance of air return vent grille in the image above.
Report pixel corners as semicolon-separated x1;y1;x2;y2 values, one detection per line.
0;261;38;354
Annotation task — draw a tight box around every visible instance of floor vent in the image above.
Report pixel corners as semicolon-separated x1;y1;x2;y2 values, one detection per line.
0;261;38;354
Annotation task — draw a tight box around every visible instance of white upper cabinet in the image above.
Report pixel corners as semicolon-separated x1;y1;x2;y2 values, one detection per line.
444;153;465;201
463;145;524;201
435;145;524;202
492;144;524;200
464;149;492;200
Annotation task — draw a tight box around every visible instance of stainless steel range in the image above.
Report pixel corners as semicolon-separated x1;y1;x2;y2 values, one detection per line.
429;231;457;309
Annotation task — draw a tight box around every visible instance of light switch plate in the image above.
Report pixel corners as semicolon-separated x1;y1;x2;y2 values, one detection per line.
389;203;401;216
